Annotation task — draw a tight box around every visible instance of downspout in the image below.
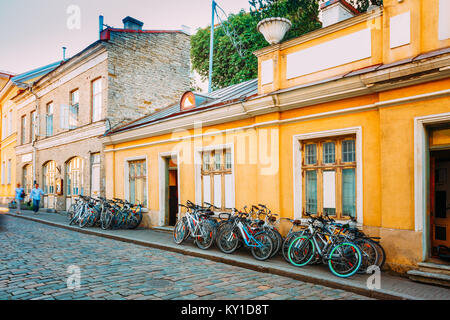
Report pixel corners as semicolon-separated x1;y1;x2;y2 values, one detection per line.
28;86;39;185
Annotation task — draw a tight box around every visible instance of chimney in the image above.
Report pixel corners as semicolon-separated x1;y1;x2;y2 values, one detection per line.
319;0;359;28
122;16;144;31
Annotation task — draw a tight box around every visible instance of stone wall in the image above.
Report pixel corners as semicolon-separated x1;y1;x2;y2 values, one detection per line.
105;31;191;129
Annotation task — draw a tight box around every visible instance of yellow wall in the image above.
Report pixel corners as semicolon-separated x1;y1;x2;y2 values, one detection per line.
257;0;450;95
0;84;19;201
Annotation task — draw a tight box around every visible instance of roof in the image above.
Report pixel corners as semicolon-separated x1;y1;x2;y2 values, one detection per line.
11;61;63;86
107;78;258;135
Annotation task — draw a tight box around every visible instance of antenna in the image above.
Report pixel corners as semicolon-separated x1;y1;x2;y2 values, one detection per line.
208;1;248;93
62;47;67;61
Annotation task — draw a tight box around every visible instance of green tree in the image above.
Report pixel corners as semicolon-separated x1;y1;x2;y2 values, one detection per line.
348;0;383;12
190;1;321;90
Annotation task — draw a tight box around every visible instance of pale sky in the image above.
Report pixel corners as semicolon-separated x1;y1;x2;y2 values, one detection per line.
0;0;252;74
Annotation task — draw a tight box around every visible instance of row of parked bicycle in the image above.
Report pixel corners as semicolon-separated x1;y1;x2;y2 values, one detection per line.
173;201;385;278
67;195;143;230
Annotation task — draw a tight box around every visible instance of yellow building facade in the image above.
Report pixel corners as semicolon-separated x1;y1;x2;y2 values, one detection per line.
0;77;18;203
101;0;449;273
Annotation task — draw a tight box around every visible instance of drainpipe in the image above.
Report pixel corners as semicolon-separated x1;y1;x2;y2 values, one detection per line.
28;86;39;185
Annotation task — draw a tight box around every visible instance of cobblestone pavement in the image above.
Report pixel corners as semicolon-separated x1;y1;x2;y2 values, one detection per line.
0;216;370;300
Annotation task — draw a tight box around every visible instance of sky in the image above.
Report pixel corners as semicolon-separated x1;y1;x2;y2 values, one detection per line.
0;0;252;75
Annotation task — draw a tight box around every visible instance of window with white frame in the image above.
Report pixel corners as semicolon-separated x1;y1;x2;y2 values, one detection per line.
302;136;356;219
43;161;56;194
7;109;12;137
92;78;102;122
46;102;54;136
30;111;36;142
21;115;27;144
23;164;33;194
201;149;233;211
90;153;101;197
128;159;147;206
2;116;6;140
69;89;79;129
1;161;5;184
7;159;11;185
66;157;82;196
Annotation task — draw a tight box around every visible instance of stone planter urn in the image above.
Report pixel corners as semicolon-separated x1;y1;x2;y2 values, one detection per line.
257;17;292;45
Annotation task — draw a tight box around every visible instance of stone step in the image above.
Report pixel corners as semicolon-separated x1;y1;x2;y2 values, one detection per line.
407;270;450;288
418;262;450;275
152;226;174;234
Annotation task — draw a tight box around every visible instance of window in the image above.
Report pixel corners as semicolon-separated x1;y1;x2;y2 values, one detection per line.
66;157;82;196
92;78;102;122
23;165;33;194
201;149;233;211
43;161;56;194
69;89;79;129
7;110;12;136
21;115;27;144
91;153;101;197
7;159;11;184
302;136;356;219
1;161;5;184
2;116;6;140
128;159;146;206
30;111;36;142
46;102;53;136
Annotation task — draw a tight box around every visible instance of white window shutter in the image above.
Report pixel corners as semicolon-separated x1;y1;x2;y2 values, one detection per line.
60;104;69;130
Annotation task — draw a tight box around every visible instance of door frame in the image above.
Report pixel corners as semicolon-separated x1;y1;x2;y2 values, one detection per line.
414;112;450;261
158;151;180;227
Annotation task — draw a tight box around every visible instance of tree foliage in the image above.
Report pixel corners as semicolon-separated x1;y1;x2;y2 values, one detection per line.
190;1;321;90
348;0;383;12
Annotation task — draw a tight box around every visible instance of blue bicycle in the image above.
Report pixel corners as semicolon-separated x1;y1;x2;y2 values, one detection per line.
216;209;273;261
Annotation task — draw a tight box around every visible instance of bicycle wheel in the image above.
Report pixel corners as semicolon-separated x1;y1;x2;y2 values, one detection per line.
194;220;216;250
282;231;305;262
355;238;378;274
102;211;113;230
369;239;386;270
328;242;362;278
217;226;239;254
251;232;273;261
128;210;143;229
173;217;188;244
287;236;315;267
67;204;76;222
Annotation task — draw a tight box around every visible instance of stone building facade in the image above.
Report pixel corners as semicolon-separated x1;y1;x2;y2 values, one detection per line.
12;17;190;211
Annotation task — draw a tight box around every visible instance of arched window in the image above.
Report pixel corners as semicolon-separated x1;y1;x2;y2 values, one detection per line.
22;164;33;194
66;157;82;196
43;161;56;194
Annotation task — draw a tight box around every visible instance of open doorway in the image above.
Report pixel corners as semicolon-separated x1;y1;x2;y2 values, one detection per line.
160;155;179;227
430;149;450;264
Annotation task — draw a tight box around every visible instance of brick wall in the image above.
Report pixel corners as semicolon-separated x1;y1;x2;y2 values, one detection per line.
105;31;191;129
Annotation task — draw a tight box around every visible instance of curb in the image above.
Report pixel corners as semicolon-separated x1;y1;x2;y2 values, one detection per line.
6;212;411;300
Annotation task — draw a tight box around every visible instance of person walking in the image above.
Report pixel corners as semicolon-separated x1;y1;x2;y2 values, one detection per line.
30;183;44;214
14;183;25;214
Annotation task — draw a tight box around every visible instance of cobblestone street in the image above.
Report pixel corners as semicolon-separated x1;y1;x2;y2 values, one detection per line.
0;216;369;300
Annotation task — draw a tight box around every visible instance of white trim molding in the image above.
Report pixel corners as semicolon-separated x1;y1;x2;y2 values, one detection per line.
158;151;180;227
414;112;450;260
293;127;363;224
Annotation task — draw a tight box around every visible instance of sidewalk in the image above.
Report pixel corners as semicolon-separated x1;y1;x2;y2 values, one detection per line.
4;209;450;300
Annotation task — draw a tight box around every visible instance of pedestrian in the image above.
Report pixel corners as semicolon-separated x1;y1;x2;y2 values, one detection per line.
30;183;44;214
14;183;25;214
